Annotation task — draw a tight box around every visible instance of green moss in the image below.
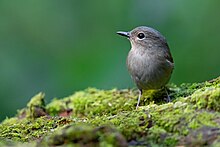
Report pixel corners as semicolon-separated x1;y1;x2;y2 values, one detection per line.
87;111;150;141
0;77;220;146
27;92;45;108
46;88;137;117
46;98;68;116
170;76;220;99
26;92;47;118
179;126;220;146
0;116;73;142
188;88;220;111
143;102;218;146
39;124;128;147
169;82;204;99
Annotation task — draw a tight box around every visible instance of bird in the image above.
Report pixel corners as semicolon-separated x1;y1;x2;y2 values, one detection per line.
117;26;174;109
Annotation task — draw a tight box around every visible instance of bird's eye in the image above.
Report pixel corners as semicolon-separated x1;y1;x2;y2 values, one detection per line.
137;33;145;39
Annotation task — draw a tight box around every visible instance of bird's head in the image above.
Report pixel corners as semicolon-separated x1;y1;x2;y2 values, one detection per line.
117;26;167;49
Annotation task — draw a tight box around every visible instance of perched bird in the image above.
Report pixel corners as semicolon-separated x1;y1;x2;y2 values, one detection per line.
117;26;174;109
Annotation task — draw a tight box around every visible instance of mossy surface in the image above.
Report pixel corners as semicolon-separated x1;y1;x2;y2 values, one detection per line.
0;77;220;146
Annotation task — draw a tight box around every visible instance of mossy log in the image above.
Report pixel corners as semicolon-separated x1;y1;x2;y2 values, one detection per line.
0;77;220;146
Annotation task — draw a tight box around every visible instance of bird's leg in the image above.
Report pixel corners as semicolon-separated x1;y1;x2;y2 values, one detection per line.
165;87;171;102
136;89;142;110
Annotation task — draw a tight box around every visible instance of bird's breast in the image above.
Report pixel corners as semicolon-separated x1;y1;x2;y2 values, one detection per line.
126;48;173;90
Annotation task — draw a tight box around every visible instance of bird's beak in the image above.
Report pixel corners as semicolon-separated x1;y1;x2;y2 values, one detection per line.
116;31;130;38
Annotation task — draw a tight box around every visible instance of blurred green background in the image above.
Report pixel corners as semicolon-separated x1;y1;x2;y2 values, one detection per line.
0;0;220;121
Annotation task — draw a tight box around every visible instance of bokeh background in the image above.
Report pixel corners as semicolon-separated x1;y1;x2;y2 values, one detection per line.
0;0;220;121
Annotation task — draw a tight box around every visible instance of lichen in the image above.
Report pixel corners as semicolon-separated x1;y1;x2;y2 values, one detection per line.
0;76;220;146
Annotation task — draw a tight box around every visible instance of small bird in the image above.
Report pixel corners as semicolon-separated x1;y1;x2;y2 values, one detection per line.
117;26;174;109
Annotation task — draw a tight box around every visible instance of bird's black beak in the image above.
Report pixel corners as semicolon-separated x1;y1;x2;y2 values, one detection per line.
116;31;130;38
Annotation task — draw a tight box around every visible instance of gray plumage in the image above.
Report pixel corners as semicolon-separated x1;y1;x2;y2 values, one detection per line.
117;26;174;109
